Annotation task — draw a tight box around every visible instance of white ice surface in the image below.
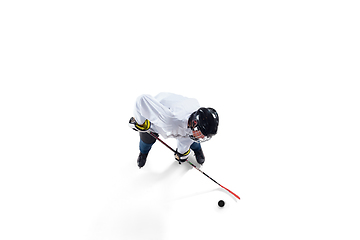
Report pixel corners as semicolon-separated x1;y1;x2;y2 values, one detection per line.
1;1;360;240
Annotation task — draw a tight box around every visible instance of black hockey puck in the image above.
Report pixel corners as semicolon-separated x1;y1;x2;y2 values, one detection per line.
218;200;225;207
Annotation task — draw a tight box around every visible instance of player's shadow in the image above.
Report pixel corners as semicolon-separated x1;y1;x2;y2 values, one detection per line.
134;160;192;190
157;160;192;181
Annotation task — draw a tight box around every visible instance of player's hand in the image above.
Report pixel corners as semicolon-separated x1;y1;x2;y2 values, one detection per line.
174;149;190;164
128;117;151;132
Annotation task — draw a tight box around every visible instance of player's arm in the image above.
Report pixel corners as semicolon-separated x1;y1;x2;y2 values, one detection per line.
131;94;173;130
174;138;193;163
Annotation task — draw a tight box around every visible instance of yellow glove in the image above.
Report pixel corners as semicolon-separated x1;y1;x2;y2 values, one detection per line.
174;149;190;164
129;117;151;132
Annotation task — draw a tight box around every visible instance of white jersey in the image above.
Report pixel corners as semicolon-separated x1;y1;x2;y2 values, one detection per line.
133;92;200;154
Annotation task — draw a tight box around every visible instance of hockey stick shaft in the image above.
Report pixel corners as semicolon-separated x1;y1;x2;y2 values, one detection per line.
186;160;241;200
148;132;240;200
149;132;176;153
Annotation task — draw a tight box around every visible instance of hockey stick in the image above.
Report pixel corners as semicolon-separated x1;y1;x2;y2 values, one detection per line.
148;132;240;200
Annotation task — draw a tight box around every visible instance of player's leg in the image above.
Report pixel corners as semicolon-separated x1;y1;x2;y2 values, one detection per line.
190;142;205;165
137;132;158;168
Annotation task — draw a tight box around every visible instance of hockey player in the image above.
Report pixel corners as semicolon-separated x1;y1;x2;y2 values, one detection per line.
129;92;219;168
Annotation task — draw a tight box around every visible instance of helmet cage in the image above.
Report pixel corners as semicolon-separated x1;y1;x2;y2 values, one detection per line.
189;125;213;143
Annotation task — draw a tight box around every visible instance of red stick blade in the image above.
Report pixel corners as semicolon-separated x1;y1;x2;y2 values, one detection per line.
220;185;240;200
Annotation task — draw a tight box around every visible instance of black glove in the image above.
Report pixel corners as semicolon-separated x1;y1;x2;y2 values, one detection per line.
174;149;190;164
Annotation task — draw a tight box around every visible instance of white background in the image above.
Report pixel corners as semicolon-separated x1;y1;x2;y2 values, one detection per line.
1;1;360;239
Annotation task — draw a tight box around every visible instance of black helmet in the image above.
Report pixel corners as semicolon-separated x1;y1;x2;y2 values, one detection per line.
188;107;219;142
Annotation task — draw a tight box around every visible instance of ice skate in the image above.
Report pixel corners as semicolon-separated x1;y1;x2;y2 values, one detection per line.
194;148;205;165
137;152;148;168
